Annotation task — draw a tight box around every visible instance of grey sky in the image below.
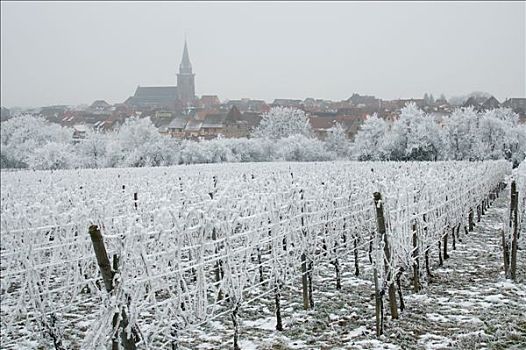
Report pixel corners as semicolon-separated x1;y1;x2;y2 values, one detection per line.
1;1;524;108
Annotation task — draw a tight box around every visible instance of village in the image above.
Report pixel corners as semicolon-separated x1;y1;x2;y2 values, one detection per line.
1;41;525;142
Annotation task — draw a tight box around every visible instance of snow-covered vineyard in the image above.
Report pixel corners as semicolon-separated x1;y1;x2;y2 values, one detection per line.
0;160;523;349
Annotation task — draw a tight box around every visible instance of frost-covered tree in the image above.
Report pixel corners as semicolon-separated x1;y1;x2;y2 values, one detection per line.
1;115;72;168
479;108;523;163
26;142;75;170
252;107;312;139
325;123;350;158
444;107;483;160
75;130;110;168
351;113;388;161
276;134;335;162
106;117;174;167
215;138;276;163
383;103;444;161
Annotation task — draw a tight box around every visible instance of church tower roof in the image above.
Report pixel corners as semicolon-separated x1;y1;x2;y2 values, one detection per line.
179;40;192;74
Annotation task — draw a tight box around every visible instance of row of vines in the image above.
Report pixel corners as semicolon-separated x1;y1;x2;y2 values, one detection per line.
0;160;511;349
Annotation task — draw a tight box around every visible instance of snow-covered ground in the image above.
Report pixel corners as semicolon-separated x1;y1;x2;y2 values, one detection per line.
0;161;520;349
178;193;525;350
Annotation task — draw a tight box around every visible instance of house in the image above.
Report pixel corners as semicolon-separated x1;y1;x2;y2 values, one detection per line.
197;113;225;139
272;99;303;108
225;99;269;113
311;111;338;118
307;114;367;140
502;98;526;117
89;100;111;112
166;116;191;138
394;99;426;109
40;105;69;121
347;93;381;108
162;105;263;139
222;107;262;138
481;96;500;110
184;119;203;139
462;96;482;111
309;116;339;139
200;95;221;109
1;107;11;122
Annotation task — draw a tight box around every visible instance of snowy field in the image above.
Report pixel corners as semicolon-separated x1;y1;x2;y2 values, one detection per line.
1;160;523;349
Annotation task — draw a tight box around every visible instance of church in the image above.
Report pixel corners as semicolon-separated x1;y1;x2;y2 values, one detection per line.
125;41;196;111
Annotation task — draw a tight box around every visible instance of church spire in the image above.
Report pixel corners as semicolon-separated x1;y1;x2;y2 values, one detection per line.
179;40;192;74
177;39;196;107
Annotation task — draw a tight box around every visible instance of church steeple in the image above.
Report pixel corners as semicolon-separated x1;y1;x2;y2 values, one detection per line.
177;40;196;107
179;40;192;74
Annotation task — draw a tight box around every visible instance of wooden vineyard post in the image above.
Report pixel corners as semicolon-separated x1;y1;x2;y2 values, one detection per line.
510;181;518;280
231;304;241;350
209;190;225;301
308;261;314;309
443;232;449;260
274;284;283;331
373;267;383;336
300;190;310;310
423;214;433;279
333;259;342;290
425;249;433;278
468;208;474;232
502;229;510;278
257;246;264;283
438;241;443;267
88;225;138;350
212;227;224;301
396;268;405;312
451;226;456;251
373;192;398;320
354;237;360;277
412;223;421;292
301;252;309;310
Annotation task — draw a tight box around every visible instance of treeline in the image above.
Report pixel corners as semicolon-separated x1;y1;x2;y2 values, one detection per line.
1;104;524;170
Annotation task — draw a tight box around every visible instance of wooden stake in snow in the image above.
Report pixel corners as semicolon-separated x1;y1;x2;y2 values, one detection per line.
88;225;114;293
502;228;510;278
412;223;421;292
373;267;383;336
354;237;360;277
88;225;139;350
438;240;443;267
231;304;241;350
468;208;474;232
274;285;283;331
443;231;449;260
373;192;398;320
510;181;518;280
451;226;456;251
300;190;310;310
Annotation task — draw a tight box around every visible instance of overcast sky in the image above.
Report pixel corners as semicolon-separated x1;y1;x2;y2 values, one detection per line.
1;1;524;108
